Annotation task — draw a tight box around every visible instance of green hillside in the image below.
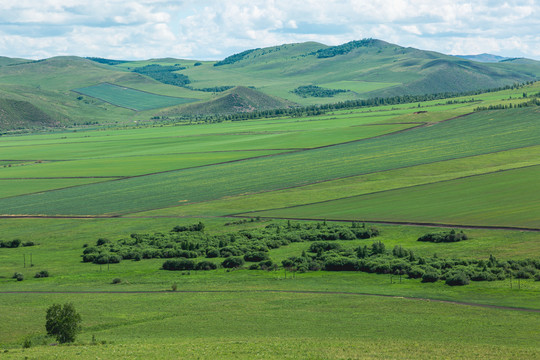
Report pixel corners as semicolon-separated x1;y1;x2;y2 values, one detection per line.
162;86;296;116
0;98;57;130
0;39;539;131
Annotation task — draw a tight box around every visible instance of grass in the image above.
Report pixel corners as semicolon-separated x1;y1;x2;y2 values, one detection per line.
2;291;539;359
73;83;198;111
253;165;540;228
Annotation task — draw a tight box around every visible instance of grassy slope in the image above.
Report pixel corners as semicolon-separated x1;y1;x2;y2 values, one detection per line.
162;86;296;116
0;98;57;130
179;40;540;105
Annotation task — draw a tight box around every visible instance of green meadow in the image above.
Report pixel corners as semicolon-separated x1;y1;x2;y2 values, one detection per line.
0;82;539;359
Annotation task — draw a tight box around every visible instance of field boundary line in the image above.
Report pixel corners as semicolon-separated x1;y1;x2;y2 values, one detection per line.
228;163;540;219
0;289;538;312
226;215;540;232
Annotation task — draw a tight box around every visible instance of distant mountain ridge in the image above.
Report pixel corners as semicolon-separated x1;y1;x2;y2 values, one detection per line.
455;54;512;63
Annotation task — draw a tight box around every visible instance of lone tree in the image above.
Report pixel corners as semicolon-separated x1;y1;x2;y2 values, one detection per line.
45;303;82;343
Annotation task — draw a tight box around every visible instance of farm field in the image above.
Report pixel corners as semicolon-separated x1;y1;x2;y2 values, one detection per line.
0;82;539;359
0;107;538;215
73;83;198;111
251;165;540;228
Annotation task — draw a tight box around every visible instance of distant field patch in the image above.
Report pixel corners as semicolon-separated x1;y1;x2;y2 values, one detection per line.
73;83;197;111
321;81;400;94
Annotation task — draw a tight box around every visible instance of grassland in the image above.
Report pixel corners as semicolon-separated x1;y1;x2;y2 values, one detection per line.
73;83;198;111
0;82;539;359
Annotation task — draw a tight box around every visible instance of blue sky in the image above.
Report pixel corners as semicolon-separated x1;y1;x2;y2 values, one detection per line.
0;0;538;60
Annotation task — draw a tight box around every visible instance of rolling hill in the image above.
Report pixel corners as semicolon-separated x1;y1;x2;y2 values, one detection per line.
161;86;296;117
0;39;539;130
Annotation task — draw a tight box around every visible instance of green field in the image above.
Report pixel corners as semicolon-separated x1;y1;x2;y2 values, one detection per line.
0;82;539;359
0;107;538;215
73;83;198;111
252;165;540;228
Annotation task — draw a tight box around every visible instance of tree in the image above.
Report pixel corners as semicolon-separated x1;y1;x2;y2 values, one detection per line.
45;303;82;343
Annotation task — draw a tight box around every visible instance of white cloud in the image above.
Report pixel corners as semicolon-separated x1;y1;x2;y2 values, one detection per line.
0;0;538;60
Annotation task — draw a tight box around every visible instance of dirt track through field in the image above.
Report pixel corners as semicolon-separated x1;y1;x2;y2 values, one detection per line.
1;289;538;313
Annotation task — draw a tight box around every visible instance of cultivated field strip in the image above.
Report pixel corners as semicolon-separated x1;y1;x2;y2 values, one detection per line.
73;83;198;111
251;165;540;228
0;108;538;215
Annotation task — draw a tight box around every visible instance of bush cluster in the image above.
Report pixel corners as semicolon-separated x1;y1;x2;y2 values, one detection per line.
283;243;540;286
82;221;380;271
417;229;468;243
0;239;22;248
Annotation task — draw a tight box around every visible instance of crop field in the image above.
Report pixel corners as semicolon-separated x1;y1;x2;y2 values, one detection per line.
73;83;198;111
1;83;539;359
252;165;540;228
0;107;538;215
320;80;402;93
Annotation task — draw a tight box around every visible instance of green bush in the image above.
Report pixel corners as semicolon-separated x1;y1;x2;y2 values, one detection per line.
421;271;439;283
222;257;244;268
244;251;269;262
13;272;24;281
418;230;468;243
162;259;195;271
34;270;49;278
445;272;470;286
194;261;217;271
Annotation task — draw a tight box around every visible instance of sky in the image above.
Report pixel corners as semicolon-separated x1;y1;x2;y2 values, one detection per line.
0;0;539;61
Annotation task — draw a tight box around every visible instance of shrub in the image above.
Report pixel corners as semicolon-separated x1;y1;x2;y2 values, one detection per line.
111;278;122;284
195;261;217;271
470;271;496;282
1;239;21;248
244;251;269;262
418;230;468;243
34;270;49;278
162;259;195;271
324;257;359;271
249;264;259;270
445;272;470;286
13;272;24;281
206;248;220;258
308;242;341;253
222;257;244;268
259;260;274;270
96;238;110;246
371;240;386;255
22;241;35;247
421;271;439;283
407;266;425;279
